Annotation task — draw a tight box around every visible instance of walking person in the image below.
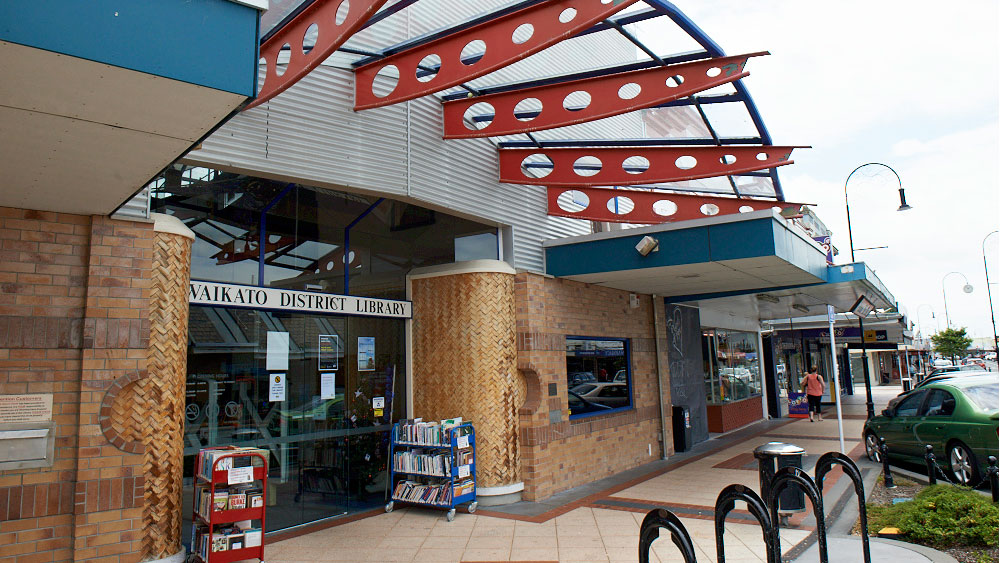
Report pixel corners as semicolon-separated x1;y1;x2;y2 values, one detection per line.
801;365;825;422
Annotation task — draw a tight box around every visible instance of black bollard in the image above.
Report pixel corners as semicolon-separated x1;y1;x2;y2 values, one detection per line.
879;437;895;489
989;456;998;503
925;445;936;485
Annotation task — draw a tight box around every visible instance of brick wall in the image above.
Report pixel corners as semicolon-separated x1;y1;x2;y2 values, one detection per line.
514;273;671;501
706;396;763;433
0;208;153;563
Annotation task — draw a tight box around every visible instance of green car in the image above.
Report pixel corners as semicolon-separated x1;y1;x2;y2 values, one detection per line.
864;374;999;486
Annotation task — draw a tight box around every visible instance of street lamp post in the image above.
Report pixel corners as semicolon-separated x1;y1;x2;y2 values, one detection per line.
844;163;912;420
941;271;974;329
983;231;999;355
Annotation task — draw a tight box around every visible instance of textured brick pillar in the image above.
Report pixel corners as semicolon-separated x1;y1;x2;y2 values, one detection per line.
142;214;193;560
408;261;522;501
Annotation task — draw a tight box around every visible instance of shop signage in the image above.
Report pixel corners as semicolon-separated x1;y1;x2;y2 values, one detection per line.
189;281;412;319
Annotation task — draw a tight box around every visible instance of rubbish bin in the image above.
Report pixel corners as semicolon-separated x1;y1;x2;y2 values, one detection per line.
901;378;913;392
672;405;692;453
753;442;805;513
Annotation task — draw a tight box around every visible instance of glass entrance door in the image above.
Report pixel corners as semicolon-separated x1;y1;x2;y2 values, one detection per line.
182;306;405;536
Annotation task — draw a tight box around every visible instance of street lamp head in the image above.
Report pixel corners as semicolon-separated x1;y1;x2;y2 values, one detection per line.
963;284;974;294
897;187;912;211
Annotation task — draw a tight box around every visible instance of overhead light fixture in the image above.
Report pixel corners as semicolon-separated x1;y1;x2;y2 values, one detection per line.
635;235;659;256
792;304;810;314
755;293;780;304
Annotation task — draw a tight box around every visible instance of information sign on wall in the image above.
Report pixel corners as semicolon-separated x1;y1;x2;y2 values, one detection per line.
189;280;411;318
0;394;53;423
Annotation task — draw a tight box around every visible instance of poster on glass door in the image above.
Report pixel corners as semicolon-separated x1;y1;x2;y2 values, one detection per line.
318;335;339;371
357;337;375;371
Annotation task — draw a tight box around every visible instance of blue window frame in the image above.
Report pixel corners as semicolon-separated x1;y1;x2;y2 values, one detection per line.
566;336;632;419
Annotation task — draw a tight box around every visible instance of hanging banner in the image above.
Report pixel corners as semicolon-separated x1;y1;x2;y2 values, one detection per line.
189;280;411;318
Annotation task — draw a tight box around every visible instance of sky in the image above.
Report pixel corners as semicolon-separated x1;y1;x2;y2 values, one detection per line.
638;0;1000;344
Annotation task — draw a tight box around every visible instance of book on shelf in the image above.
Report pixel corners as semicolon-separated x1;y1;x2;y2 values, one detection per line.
392;479;453;505
395;417;469;446
392;450;451;476
453;478;475;497
197;447;269;480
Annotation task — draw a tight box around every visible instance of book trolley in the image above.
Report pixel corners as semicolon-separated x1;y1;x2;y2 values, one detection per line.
385;419;477;521
192;447;268;563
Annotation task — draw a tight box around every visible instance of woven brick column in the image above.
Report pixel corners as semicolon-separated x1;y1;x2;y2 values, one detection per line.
143;214;194;560
408;261;522;501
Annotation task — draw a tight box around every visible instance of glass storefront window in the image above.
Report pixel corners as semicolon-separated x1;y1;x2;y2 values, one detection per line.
702;328;762;404
565;337;631;418
149;166;500;298
182;306;405;536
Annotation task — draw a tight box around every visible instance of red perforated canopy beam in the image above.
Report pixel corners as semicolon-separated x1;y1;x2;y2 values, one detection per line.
353;0;640;110
500;146;805;186
443;53;765;138
245;0;391;111
546;186;806;224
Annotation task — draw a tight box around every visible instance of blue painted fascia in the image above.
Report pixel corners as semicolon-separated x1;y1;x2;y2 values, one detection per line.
546;217;804;278
1;0;260;97
824;263;896;307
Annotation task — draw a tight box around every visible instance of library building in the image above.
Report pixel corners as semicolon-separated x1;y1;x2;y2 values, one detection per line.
0;1;900;563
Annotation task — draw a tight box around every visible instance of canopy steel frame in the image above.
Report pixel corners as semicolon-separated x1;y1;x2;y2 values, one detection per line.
499;145;802;187
247;0;391;110
545;186;802;224
442;53;764;139
352;0;641;109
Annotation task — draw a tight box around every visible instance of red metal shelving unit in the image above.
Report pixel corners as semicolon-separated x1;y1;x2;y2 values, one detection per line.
192;447;268;563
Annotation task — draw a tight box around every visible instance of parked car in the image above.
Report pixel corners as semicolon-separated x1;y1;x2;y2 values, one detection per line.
929;364;986;377
985;352;997;361
864;374;999;485
887;369;990;410
568;390;613;416
568;372;596;386
569;382;630;408
613;369;628;383
932;358;953;368
965;358;987;370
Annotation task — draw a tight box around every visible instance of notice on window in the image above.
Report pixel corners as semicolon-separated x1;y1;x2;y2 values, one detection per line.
357;337;375;371
269;373;286;402
266;331;289;371
320;372;336;400
318;335;338;371
0;394;53;423
228;466;254;485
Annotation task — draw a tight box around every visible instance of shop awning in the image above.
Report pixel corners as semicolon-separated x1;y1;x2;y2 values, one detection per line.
542;207;896;319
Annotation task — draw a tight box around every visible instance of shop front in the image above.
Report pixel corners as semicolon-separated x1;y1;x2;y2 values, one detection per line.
151;166;501;533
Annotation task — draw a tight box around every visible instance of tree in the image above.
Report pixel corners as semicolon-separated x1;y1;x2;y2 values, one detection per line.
931;327;973;362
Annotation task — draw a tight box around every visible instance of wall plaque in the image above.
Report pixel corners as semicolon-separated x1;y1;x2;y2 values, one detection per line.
0;394;53;424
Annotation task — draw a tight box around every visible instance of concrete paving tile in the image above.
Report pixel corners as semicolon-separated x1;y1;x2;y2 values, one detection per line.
461;546;512;560
466;535;513;549
419;534;469;549
411;547;462;563
599;535;637;549
513;525;557;537
508;547;560;561
373;546;420;561
558;546;611;561
511;535;557;549
556;534;604;548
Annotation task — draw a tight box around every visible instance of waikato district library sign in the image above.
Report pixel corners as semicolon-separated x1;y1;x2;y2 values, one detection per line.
189;280;412;319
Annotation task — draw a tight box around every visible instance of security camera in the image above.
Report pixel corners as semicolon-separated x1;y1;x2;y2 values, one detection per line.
635;235;659;256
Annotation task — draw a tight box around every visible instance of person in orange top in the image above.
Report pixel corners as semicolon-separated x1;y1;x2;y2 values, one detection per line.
801;366;826;422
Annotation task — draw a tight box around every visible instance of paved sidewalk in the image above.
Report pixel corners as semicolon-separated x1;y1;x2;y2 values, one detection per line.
260;385;955;562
